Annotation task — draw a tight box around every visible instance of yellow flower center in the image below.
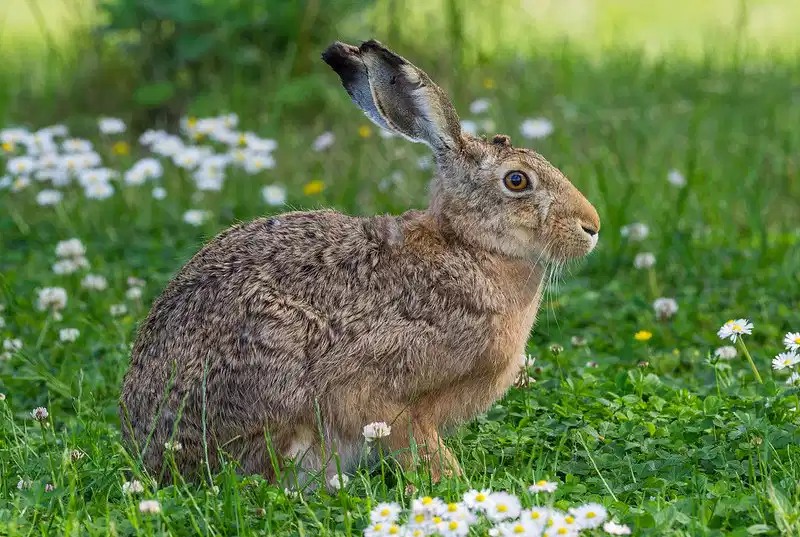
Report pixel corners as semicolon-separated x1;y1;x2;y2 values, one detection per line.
513;524;525;534
634;330;653;341
389;525;399;535
475;493;486;502
414;514;424;523
537;480;547;486
795;337;800;344
732;324;742;331
546;520;553;527
421;497;432;505
1;142;13;152
432;516;442;524
187;117;198;128
238;134;247;146
358;125;372;138
497;504;507;513
374;524;383;531
531;512;541;519
557;529;568;535
448;521;458;530
483;78;495;89
447;503;458;512
303;180;324;196
565;516;574;524
112;141;130;155
380;509;390;516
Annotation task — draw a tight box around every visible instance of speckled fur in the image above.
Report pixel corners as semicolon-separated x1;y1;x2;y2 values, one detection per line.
119;39;600;486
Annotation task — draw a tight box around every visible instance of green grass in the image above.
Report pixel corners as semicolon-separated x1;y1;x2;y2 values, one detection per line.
2;3;800;536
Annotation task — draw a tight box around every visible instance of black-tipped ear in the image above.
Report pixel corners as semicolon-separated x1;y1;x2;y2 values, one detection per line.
322;40;462;152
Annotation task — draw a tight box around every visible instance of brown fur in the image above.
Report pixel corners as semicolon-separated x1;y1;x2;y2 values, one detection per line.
119;39;600;486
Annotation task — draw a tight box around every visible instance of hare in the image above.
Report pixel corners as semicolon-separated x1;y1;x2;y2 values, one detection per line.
119;39;600;487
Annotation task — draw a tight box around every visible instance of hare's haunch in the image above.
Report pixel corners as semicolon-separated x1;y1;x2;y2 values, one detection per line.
120;39;600;486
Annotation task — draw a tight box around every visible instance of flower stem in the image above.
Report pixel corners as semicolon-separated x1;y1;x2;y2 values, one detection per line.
647;267;660;299
736;338;763;384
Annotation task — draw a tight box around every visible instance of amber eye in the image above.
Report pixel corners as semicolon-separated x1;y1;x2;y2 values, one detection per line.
503;170;530;191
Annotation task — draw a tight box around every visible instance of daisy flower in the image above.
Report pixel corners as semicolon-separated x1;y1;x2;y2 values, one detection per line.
36;189;63;206
98;117;126;134
312;131;335;152
370;502;402;524
485;492;521;522
717;319;753;342
262;185;287;206
441;502;475;523
569;503;607;529
152;187;167;200
521;507;555;526
495;520;541;537
436;519;470;536
183;209;211;226
786;372;800;386
520;118;554;139
772;351;799;371
603;521;632;535
666;169;686;187
469;99;490;114
463;489;493;512
529;479;558;493
784;332;800;351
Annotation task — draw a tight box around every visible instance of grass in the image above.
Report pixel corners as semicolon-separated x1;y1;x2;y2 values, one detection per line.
2;2;800;536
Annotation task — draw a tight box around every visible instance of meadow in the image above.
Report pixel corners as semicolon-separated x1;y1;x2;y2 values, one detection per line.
1;1;800;536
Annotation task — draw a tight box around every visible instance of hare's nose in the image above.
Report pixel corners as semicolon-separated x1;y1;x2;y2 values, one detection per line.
581;223;598;237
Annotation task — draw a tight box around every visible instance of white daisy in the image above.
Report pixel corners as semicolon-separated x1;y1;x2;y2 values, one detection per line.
717;319;753;342
603;521;632;535
772;351;799;371
469;99;490;114
495;520;540;537
244;134;277;153
242;152;276;174
436;519;470;536
411;496;446;517
462;489;493;512
126;287;143;300
666;169;686;187
62;138;93;153
485;492;521;522
784;332;800;351
262;185;287;206
569;503;607;529
786;372;800;386
152;187;167;200
56;238;86;258
520;118;554;139
183;209;211;226
528;479;558;493
98;117;126;135
84;181;114;200
36;189;63;206
370;502;402;524
124;167;147;186
521;507;555;526
312;131;335;152
441;502;475;523
7;156;36;175
173;147;205;169
11;176;31;191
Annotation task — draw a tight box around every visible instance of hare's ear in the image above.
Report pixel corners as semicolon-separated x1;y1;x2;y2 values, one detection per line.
322;39;462;153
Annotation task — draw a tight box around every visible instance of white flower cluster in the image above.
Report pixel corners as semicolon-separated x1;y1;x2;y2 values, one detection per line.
362;489;629;537
774;331;800;375
53;238;89;275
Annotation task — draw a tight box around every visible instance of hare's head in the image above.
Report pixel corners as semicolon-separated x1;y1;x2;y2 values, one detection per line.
323;40;599;264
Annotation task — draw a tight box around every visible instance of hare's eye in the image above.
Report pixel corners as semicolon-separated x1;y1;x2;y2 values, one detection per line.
503;171;530;191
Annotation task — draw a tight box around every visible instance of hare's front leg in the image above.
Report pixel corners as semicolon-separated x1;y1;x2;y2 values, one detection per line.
386;413;462;482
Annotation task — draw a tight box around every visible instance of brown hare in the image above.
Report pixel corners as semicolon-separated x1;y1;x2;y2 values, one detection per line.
119;39;600;487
